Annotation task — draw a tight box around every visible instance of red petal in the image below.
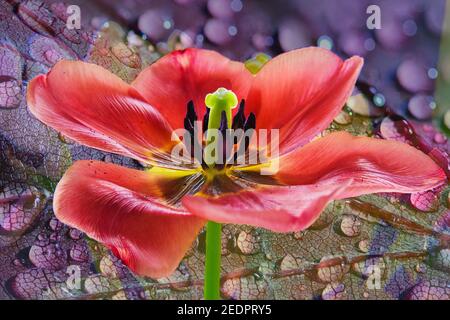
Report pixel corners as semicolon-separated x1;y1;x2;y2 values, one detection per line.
27;60;177;164
246;47;363;154
132;48;253;129
275;131;446;197
53;160;205;278
182;183;348;232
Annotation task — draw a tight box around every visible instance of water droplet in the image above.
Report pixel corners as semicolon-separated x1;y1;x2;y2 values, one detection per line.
0;187;46;234
0;42;23;80
279;254;301;271
405;280;450;300
340;215;362;237
69;228;83;240
29;35;76;68
111;42;141;69
99;254;127;279
207;0;235;19
402;19;418;37
83;275;113;294
373;93;386;107
13;258;23;267
228;25;238;36
221;276;268;300
29;243;67;271
444;110;450;130
0;42;23;109
434;132;447;144
364;38;376;51
408;95;434;120
321;282;346;300
333;111;353;125
430;249;450;272
379;117;409;143
410;190;439;212
49;217;63;231
230;0;243;12
204;19;232;45
126;31;144;47
44;50;62;65
138;10;171;41
428;68;439;80
317;35;333;50
37;233;46;241
317;256;349;283
163;19;173;30
69;243;89;262
10;268;67;299
397;59;433;93
221;227;234;256
167;31;194;51
236;229;260;255
0;78;22;109
347;94;378;117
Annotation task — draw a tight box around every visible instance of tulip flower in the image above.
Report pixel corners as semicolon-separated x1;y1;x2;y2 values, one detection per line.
27;47;446;299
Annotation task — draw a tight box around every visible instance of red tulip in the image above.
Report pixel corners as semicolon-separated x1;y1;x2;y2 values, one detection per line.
27;47;445;279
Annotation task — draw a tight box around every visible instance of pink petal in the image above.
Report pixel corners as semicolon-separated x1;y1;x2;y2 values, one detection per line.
27;60;178;164
132;48;253;129
275;131;446;197
246;47;363;154
182;183;348;232
53;160;205;278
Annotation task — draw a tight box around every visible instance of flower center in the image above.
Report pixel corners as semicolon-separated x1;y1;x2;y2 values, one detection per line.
182;88;256;171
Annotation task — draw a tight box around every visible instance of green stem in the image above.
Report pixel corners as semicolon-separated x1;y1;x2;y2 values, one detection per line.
203;88;236;300
204;221;222;300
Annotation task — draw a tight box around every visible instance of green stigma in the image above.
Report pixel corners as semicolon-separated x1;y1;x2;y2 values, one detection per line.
205;87;238;131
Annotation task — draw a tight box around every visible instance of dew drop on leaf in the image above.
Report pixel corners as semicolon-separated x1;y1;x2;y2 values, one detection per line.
321;282;346;300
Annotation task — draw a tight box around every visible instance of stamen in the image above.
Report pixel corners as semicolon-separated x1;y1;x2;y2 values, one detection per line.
244;112;256;131
219;110;228;132
232;100;246;130
183;101;201;164
184;100;197;133
182;91;257;169
202;108;210;133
